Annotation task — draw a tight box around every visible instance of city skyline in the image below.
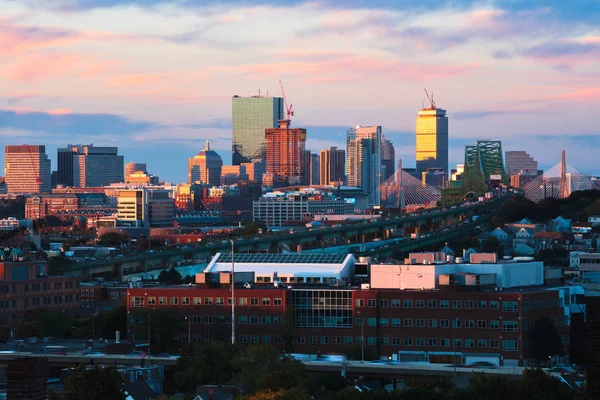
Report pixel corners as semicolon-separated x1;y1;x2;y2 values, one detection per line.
1;0;600;182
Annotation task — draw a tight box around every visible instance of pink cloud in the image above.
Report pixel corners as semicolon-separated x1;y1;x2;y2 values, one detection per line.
2;53;116;82
48;108;73;115
540;88;600;102
104;73;166;87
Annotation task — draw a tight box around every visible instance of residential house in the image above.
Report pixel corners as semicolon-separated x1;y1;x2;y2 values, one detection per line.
589;215;600;227
462;247;478;262
550;216;572;233
505;218;546;233
532;232;565;251
489;227;512;242
514;243;536;256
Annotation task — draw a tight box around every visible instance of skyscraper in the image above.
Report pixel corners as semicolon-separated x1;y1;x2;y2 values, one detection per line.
346;126;382;205
300;150;312;186
232;94;284;165
4;145;51;194
125;162;147;179
319;146;345;186
188;141;223;186
504;151;537;177
381;135;395;182
310;154;320;185
58;144;124;187
416;102;448;176
265;120;306;187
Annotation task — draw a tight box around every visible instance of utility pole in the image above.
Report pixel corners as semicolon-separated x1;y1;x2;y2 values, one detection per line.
453;317;459;376
230;239;236;345
358;310;364;363
148;312;151;364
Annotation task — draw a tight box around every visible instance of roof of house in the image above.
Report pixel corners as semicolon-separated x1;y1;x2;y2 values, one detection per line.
534;232;564;240
125;380;158;400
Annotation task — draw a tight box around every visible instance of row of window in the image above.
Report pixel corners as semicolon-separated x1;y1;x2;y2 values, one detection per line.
356;318;518;331
81;289;95;297
181;333;285;345
182;315;285;325
292;336;519;351
0;281;78;294
355;299;519;312
130;296;283;307
522;298;559;311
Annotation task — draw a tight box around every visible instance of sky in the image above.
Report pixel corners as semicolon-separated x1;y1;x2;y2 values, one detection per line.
1;0;599;183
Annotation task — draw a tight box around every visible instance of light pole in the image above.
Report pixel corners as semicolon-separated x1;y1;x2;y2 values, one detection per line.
453;317;459;375
230;239;236;345
358;311;364;363
184;316;191;343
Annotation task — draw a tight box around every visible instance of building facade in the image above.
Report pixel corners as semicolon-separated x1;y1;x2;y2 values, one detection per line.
117;188;173;227
57;145;124;188
188;141;223;186
24;193;116;220
319;147;345;186
4;145;51;194
505;151;538;178
125;162;147;179
346;126;382;205
232;95;284;165
416;107;448;175
381;136;395;182
265;120;307;187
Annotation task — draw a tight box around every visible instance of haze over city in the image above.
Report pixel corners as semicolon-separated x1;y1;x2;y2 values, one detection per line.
2;0;600;182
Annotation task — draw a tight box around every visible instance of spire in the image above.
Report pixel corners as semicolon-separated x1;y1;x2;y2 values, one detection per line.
205;140;210;151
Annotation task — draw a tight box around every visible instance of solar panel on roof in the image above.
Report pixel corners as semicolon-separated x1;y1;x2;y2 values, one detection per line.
216;253;347;264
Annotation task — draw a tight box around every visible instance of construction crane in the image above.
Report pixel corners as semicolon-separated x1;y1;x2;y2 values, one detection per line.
424;89;436;110
25;145;42;184
279;80;294;120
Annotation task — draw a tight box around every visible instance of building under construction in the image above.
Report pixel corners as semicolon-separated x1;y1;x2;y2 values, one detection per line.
4;145;51;194
265;120;307;187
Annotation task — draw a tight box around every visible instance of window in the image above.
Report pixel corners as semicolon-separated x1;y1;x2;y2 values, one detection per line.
250;335;259;344
502;321;518;332
368;337;377;345
159;297;167;305
465;320;475;328
392;318;401;327
477;320;487;329
380;299;388;308
309;336;317;345
262;335;271;344
477;339;487;348
274;335;282;344
403;299;413;308
428;300;437;308
453;339;462;348
490;301;499;310
440;319;449;328
193;297;202;305
356;337;363;345
296;336;306;344
380;337;389;345
204;297;213;305
368;299;376;307
274;298;282;306
391;299;401;308
440;300;449;309
452;300;462;309
440;338;450;347
215;297;224;305
368;318;377;327
273;316;283;325
503;340;518;351
321;336;329;345
239;316;247;324
416;300;425;308
404;337;413;346
428;338;437;347
344;336;353;345
404;319;413;328
490;340;500;348
250;298;258;306
465;300;474;309
428;319;437;328
239;297;247;306
452;319;461;328
261;316;271;325
380;318;389;326
465;339;474;348
227;298;235;305
262;298;271;306
392;337;401;346
490;320;499;329
204;316;213;324
416;319;425;328
356;299;364;307
416;338;425;347
502;301;518;312
130;297;144;307
477;301;486;309
250;316;259;325
181;297;190;305
355;317;364;326
170;297;179;305
147;297;156;305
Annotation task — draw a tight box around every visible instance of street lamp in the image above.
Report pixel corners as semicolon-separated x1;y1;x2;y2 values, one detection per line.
184;316;191;343
230;239;236;346
453;317;459;376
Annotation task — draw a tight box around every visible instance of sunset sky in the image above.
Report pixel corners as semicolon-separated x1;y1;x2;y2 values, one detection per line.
1;0;599;182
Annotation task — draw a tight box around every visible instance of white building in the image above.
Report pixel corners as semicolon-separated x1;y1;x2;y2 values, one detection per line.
589;215;600;227
0;217;33;231
570;252;600;273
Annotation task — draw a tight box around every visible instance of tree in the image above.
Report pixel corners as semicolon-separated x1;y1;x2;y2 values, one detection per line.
482;236;504;257
529;317;564;364
98;232;129;246
158;267;183;285
60;365;126;400
133;308;182;353
521;368;571;400
47;255;73;275
175;341;236;395
467;372;516;400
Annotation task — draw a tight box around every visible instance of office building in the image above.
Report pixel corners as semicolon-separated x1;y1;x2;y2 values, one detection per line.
381;136;395;182
125;162;147;178
125;171;159;186
300;150;312;186
241;159;266;183
220;165;248;185
117;188;173;228
188;141;223;186
346;126;382;204
265;120;307;187
320;147;345;186
4;145;51;194
505;151;538;177
232;94;284;165
416;104;448;176
25;193;116;220
57;145;124;188
310;154;320;185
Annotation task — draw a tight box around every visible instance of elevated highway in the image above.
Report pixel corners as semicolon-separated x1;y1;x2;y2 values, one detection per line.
63;194;510;279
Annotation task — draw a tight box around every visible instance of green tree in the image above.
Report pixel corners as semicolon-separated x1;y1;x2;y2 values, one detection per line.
529;317;564;364
47;255;73;275
158;267;183;285
133;308;182;353
175;341;236;395
467;372;516;400
521;368;571;400
27;309;75;338
482;236;504;257
60;365;126;400
98;232;129;246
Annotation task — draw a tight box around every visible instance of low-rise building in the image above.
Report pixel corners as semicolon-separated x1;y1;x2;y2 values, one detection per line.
0;217;33;231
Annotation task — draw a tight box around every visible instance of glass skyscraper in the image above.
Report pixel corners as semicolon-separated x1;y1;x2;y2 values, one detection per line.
232;95;284;165
416;107;448;175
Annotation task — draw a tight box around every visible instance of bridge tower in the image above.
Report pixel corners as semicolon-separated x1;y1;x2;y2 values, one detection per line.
558;149;569;199
397;158;403;209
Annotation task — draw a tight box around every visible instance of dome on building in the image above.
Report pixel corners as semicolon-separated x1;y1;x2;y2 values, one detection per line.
188;141;223;186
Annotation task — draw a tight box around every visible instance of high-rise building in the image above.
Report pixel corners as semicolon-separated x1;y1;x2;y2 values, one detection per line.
310;154;320;185
125;162;147;179
232;94;284;165
241;159;266;184
57;145;123;187
117;188;173;227
188;141;223;186
381;135;395;182
505;151;538;177
300;150;312;186
4;145;51;194
416;103;448;176
346;126;382;204
265;120;306;187
319;147;345;186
